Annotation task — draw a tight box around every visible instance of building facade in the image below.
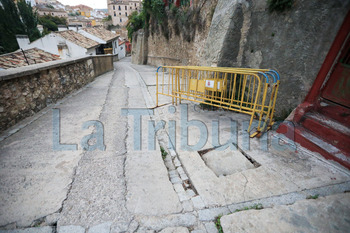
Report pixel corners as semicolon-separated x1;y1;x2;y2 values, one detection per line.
16;31;99;59
71;4;93;17
36;6;68;18
107;0;142;26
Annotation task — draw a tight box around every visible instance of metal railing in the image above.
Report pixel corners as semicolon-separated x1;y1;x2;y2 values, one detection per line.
156;66;280;138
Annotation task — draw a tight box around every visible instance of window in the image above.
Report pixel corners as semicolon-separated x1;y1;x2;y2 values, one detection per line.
136;7;138;10
120;18;122;22
130;6;132;9
119;12;121;15
113;5;115;10
118;6;121;10
114;12;116;16
125;12;127;16
134;3;136;6
125;6;127;10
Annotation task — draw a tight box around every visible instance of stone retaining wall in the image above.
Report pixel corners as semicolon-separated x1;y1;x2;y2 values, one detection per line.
131;0;350;117
0;55;113;132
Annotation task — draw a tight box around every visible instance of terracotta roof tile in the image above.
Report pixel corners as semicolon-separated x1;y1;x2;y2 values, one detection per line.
81;27;119;42
0;48;60;70
56;30;99;49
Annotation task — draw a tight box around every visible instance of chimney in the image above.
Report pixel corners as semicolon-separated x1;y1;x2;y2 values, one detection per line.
16;35;30;49
37;25;44;34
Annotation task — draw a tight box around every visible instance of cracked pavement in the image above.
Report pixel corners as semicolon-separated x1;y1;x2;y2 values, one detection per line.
1;57;350;233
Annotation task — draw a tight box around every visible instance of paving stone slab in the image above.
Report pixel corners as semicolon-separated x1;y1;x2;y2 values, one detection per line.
0;227;53;233
87;222;112;233
182;200;194;212
198;207;230;221
125;150;182;216
202;147;255;176
204;222;218;233
159;227;189;233
191;196;206;210
110;221;129;233
173;183;185;193
57;225;85;233
178;191;190;202
127;220;139;232
221;193;350;233
136;213;196;231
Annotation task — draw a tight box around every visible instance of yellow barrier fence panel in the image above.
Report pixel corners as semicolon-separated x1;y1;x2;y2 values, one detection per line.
156;66;280;138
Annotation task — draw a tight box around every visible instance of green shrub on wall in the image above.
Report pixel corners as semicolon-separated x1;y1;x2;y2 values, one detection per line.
267;0;294;12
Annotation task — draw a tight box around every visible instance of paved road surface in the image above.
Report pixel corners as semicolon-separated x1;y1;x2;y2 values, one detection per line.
0;57;349;233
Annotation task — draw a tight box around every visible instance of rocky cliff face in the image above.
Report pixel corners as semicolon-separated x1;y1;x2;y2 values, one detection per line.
132;0;350;116
203;0;350;115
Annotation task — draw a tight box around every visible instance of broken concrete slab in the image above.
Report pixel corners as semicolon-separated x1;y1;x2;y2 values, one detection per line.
198;207;230;221
135;213;196;231
201;147;255;176
87;222;112;233
221;193;350;233
57;225;85;233
159;227;189;233
125;151;182;216
57;156;131;228
0;226;53;233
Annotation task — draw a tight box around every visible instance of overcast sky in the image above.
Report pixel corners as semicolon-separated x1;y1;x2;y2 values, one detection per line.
58;0;107;9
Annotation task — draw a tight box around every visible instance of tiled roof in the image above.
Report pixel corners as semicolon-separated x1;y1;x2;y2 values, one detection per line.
0;48;60;70
56;30;99;49
71;4;93;11
81;27;119;42
36;5;67;12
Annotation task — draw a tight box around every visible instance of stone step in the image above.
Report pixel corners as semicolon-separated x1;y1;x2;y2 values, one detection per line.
301;111;350;153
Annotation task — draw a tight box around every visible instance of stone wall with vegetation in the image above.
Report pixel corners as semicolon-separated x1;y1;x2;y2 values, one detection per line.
132;0;350;118
131;0;218;66
0;55;113;132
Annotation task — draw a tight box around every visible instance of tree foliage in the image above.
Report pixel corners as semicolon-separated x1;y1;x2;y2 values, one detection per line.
17;0;41;41
126;0;165;41
38;15;67;35
0;0;41;53
126;11;145;41
0;0;41;54
103;15;112;22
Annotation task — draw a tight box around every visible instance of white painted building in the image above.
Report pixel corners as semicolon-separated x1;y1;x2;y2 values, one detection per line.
68;24;83;32
78;27;120;56
16;30;99;59
117;39;126;59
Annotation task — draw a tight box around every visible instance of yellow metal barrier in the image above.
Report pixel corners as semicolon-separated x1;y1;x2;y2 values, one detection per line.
156;66;280;138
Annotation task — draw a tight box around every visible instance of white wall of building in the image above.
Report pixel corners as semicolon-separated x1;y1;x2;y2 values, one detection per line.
87;48;96;56
22;33;61;55
58;26;68;31
112;39;118;56
60;38;92;58
117;43;126;59
16;36;30;49
17;33;94;59
78;30;119;56
68;25;83;32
